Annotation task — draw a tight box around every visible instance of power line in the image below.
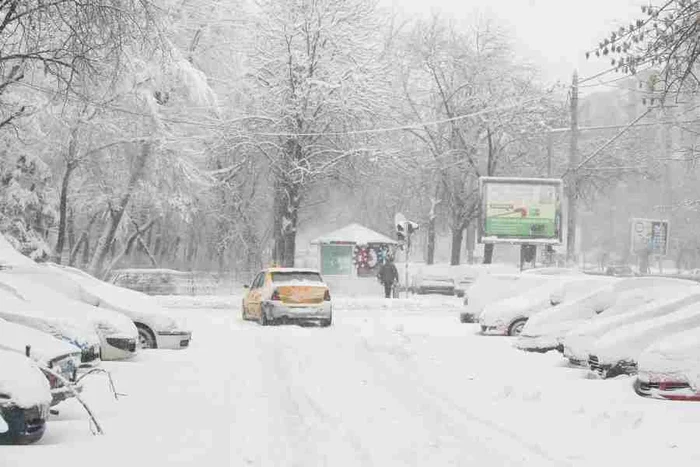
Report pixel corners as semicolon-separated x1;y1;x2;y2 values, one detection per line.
246;99;542;137
15;81;545;137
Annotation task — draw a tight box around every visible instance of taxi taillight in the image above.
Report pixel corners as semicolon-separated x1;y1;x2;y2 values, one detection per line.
324;289;331;301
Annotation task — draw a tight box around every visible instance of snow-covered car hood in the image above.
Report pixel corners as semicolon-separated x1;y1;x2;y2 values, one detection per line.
45;263;187;333
637;327;700;385
0;350;51;409
480;277;589;326
592;302;700;364
0;270;137;340
0;290;100;351
521;283;696;339
462;273;551;319
0;318;81;365
561;290;700;360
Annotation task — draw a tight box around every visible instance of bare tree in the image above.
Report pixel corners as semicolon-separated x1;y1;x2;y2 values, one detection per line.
245;0;388;267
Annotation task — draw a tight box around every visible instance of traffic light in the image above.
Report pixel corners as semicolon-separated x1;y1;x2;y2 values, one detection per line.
396;222;406;242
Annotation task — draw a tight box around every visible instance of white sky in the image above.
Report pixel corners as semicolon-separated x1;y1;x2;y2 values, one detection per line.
384;0;645;86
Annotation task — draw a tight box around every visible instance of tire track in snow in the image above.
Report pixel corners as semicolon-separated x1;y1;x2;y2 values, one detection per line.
354;328;571;467
257;332;375;466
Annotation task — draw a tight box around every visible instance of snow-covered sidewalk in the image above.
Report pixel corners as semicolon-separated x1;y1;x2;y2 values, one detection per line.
2;295;700;466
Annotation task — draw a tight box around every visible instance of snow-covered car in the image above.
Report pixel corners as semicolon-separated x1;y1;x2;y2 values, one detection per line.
515;277;699;353
479;276;611;336
0;318;82;406
44;263;192;350
562;287;700;367
412;275;455;296
589;300;700;378
634;326;700;401
0;286;101;366
0;349;51;445
242;268;332;326
460;273;554;323
0;269;138;361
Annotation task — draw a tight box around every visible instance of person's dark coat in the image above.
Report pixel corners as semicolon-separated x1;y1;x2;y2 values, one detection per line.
377;262;399;285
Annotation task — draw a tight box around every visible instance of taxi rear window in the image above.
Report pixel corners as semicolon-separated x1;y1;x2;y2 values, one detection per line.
271;272;323;283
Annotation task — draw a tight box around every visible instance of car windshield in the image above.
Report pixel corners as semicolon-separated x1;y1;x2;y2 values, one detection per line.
271;271;323;283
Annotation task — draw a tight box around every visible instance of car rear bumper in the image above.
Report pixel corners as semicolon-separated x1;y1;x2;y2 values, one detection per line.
156;331;192;349
265;301;332;322
0;404;48;445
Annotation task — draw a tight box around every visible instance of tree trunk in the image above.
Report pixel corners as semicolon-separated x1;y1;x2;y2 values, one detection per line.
426;216;436;265
465;222;475;264
272;181;285;265
69;211;100;267
53;163;77;263
273;179;300;268
483;243;494;264
89;142;151;278
282;188;300;268
450;227;464;266
67;208;76;256
54;128;79;264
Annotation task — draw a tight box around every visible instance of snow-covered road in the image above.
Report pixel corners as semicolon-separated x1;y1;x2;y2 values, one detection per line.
3;295;700;466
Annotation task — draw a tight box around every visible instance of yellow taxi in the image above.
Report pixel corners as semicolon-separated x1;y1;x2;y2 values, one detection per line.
241;268;332;327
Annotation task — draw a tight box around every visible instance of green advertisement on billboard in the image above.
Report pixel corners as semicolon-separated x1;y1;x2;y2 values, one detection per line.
320;244;353;275
479;177;563;244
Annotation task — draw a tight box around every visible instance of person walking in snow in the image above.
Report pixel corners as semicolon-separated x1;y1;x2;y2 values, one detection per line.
377;256;399;298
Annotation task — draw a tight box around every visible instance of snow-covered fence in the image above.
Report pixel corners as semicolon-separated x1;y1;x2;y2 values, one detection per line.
108;269;240;296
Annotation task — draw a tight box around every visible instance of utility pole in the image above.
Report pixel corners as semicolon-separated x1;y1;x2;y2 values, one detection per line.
567;71;579;264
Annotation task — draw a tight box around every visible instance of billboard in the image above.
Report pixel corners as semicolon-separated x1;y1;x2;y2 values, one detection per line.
630;218;669;256
478;177;564;245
